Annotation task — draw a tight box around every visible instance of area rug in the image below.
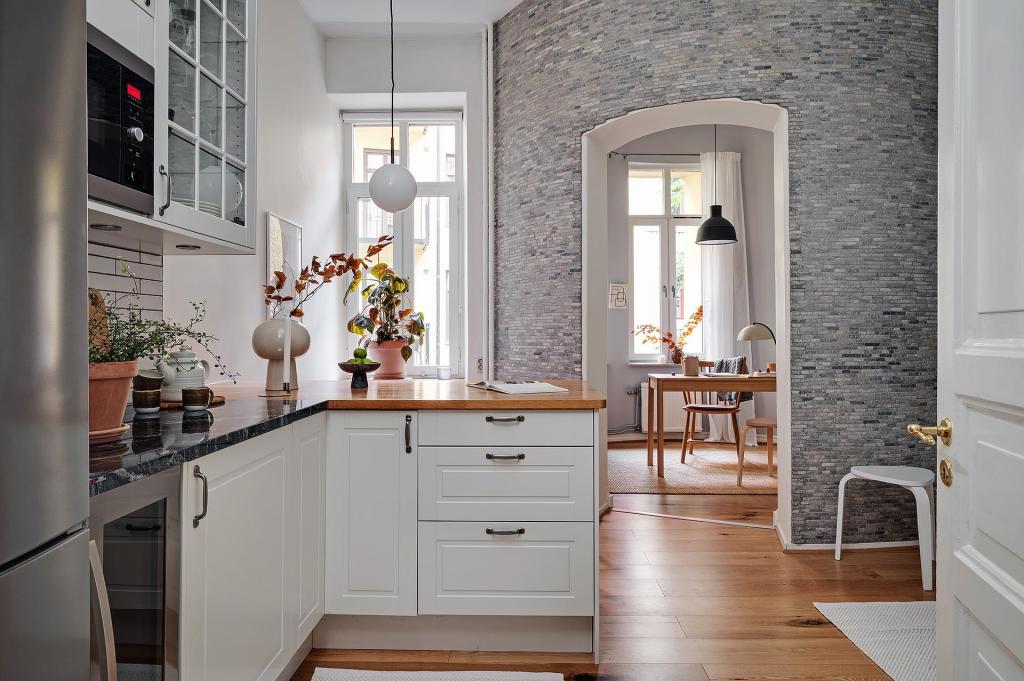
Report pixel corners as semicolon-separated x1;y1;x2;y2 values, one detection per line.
607;445;777;494
313;670;562;681
814;601;935;681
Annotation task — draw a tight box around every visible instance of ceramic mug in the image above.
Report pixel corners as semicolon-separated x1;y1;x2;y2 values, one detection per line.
132;389;161;414
682;355;701;376
181;386;213;412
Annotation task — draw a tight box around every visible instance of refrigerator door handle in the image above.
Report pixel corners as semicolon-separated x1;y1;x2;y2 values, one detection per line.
89;540;117;681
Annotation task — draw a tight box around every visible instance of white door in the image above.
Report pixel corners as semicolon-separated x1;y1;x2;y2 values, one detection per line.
325;411;418;615
937;0;1024;677
180;427;291;681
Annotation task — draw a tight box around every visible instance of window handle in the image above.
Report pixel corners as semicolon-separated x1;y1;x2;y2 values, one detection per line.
671;285;677;298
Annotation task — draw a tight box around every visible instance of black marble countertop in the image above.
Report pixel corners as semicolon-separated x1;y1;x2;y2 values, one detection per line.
88;396;327;497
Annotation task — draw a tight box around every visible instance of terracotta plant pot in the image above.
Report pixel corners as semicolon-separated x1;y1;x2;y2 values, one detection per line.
88;360;139;434
368;340;409;379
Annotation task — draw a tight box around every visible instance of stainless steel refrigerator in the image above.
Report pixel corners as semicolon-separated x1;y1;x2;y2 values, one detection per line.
0;1;90;680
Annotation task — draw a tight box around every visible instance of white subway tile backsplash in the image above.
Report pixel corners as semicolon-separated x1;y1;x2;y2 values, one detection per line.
87;240;162;317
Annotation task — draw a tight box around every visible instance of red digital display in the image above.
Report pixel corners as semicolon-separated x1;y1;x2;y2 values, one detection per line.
126;83;142;101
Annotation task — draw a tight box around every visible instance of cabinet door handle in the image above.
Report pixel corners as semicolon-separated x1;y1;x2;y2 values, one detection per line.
486;527;526;536
192;465;208;528
89;540;117;681
485;453;526;461
158;164;172;216
405;414;412;453
124;523;161;532
485;415;525;424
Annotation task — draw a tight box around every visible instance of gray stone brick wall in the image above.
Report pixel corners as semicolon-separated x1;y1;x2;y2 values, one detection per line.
493;0;937;544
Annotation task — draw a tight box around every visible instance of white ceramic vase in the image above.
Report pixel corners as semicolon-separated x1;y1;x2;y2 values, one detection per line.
251;318;311;390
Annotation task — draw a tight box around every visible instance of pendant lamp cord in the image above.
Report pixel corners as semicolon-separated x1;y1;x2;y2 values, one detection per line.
389;0;396;164
713;124;718;204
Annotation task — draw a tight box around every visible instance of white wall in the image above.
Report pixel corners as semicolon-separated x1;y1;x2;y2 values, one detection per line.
164;0;343;384
323;35;489;381
606;124;777;431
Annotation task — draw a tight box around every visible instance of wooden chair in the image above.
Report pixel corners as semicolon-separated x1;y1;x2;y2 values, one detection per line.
680;361;742;466
738;417;776;486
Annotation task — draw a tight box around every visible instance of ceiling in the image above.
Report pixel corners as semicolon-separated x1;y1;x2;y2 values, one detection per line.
298;0;523;37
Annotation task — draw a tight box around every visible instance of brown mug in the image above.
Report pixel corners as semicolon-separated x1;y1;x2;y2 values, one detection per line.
132;389;161;414
181;386;212;412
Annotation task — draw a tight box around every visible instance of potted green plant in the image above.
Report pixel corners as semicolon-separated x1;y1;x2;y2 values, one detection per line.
88;263;236;440
346;262;425;379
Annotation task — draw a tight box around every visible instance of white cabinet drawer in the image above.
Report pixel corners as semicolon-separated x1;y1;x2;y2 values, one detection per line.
418;447;594;521
418;521;595;616
418;411;593;447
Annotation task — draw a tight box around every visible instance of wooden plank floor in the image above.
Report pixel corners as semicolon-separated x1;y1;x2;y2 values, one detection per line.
293;494;933;681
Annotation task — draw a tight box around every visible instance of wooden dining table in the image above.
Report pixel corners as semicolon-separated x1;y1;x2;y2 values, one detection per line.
646;372;777;478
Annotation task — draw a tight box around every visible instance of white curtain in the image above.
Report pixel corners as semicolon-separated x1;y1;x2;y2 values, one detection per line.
700;151;756;444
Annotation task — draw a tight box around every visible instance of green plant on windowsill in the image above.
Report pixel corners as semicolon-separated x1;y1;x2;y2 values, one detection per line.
345;262;425;377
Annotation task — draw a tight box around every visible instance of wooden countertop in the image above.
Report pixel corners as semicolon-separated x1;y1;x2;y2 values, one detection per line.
215;379;606;410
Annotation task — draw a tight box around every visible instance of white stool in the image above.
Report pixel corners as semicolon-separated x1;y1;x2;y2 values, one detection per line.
834;465;935;591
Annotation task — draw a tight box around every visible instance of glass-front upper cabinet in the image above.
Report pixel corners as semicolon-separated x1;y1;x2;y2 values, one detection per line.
153;0;254;248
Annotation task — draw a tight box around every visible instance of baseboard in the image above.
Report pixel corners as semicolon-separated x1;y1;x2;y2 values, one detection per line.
313;615;593;653
782;538;920;552
599;496;614;517
276;634;312;681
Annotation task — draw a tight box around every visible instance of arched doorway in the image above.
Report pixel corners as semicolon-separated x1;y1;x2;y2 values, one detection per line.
581;98;793;540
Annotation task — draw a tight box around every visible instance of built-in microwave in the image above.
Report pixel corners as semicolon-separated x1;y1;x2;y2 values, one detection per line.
87;25;154;214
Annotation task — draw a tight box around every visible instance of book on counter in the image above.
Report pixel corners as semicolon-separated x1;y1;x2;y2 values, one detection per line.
466;380;569;395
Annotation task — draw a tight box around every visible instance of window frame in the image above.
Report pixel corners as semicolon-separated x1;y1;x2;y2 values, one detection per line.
627;162;703;362
342;112;464;377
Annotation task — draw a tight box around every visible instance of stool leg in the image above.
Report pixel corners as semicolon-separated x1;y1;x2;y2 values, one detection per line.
835;473;856;560
737;425;751;486
911;485;934;591
767;427;775;477
681;411;692;464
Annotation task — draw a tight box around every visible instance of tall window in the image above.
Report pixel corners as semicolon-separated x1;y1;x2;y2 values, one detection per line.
344;113;463;376
628;162;703;360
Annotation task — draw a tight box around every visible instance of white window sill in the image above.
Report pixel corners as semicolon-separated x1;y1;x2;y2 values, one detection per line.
627;361;680;367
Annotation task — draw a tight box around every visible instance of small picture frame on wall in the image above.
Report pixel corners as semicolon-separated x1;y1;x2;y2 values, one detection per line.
609;283;628;309
266;212;302;319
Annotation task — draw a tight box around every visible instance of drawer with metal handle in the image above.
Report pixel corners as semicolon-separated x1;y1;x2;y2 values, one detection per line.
417;410;594;447
418;446;594;521
417;521;595;617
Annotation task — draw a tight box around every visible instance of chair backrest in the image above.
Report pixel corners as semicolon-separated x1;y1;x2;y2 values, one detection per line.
683;360;731;406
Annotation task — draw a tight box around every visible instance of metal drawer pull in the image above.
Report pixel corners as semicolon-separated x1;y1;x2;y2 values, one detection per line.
486;527;526;536
485;453;526;461
125;523;162;532
485;415;525;423
158;164;172;216
405;414;413;453
193;465;208;528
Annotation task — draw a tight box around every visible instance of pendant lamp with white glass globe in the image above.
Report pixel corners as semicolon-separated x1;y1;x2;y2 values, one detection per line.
368;0;417;214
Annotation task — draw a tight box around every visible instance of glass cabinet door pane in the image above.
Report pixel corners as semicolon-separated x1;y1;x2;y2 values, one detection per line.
197;149;222;217
225;26;245;96
200;1;222;78
225;163;245;225
168;50;196;131
408;125;457;182
168;132;195;208
169;0;197;56
199;74;222;146
225;94;244;160
226;0;244;33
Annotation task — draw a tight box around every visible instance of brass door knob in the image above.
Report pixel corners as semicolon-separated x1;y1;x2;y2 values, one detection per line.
907;417;953;446
939;458;953;487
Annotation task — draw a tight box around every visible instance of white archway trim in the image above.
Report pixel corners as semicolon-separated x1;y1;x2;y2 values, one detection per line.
582;98;792;543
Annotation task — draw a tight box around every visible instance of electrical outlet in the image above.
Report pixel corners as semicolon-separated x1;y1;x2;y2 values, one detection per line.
476;357;484;372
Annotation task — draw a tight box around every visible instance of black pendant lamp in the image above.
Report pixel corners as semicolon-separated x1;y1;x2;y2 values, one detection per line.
696;125;738;245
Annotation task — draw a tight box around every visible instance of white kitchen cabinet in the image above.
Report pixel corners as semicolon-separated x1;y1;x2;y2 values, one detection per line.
288;413;326;643
87;0;155;65
325;412;418;616
180;426;291;681
153;0;256;248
